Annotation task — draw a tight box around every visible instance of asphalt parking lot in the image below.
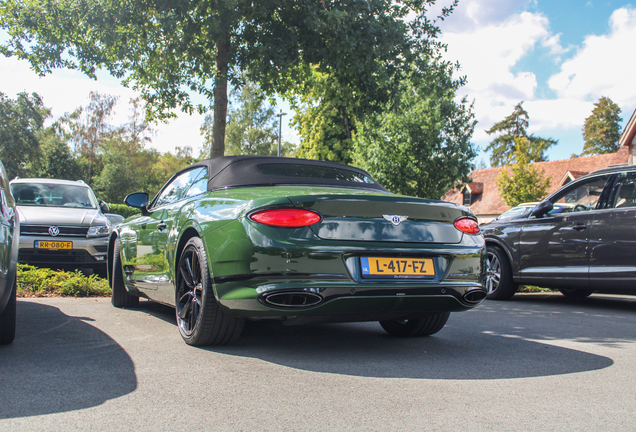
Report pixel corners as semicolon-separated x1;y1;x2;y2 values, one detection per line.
1;293;635;431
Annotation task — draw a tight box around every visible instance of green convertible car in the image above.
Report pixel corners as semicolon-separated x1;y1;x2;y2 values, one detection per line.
109;156;486;346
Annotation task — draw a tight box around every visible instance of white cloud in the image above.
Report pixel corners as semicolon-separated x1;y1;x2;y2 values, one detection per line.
548;6;636;110
431;0;532;32
438;1;635;155
439;4;554;140
0;55;206;155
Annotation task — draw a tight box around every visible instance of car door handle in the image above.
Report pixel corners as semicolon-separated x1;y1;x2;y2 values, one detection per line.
157;221;167;231
571;223;587;231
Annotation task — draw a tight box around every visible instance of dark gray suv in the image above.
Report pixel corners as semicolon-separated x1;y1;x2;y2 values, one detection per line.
0;160;19;344
482;165;636;299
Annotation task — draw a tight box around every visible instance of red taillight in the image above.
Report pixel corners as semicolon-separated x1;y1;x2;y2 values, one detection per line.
454;217;480;235
249;208;322;228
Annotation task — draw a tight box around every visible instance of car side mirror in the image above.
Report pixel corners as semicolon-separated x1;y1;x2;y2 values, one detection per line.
99;201;110;213
124;192;150;215
531;200;553;218
5;206;15;224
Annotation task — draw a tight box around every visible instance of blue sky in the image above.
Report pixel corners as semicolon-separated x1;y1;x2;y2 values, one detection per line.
435;0;636;165
1;0;635;166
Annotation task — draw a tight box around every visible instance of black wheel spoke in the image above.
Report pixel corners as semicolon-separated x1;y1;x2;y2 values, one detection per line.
178;295;193;320
180;254;195;288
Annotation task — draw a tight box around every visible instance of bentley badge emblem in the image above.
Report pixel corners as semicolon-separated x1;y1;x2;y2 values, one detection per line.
383;215;408;226
49;226;60;236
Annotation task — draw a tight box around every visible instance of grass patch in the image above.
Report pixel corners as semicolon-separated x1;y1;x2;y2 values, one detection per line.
17;264;111;297
518;285;554;293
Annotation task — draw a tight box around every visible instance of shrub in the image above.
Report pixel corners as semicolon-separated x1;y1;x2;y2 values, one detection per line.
17;264;111;297
106;203;141;218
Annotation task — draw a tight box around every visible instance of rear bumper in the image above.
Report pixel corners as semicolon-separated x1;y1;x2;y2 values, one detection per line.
216;278;485;320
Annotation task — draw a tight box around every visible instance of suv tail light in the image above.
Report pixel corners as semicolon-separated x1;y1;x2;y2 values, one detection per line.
454;217;480;235
249;208;322;228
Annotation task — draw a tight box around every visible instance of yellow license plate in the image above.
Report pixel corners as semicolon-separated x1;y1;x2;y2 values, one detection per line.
361;257;435;277
35;241;73;250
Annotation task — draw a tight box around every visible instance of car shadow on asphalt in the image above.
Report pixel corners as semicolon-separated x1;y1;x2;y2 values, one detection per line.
132;293;636;381
0;301;137;420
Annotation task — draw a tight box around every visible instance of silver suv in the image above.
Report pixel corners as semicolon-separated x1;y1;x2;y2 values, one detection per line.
10;178;111;277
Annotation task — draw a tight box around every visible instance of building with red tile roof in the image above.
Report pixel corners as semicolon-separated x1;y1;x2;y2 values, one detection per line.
442;109;636;223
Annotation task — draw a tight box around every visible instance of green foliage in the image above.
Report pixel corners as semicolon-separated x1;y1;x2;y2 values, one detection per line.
352;62;477;199
0;0;447;157
106;203;141;218
200;83;295;157
16;264;111;297
582;96;623;155
292;78;355;164
34;127;82;180
496;137;551;207
485;102;557;167
0;91;49;178
58;92;121;183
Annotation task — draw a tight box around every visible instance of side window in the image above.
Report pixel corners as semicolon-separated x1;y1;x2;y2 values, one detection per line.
609;172;636;208
551;175;610;212
153;168;207;208
184;168;208;198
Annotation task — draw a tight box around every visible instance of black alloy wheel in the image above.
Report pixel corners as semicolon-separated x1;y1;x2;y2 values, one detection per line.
175;237;244;346
485;246;518;300
379;312;451;337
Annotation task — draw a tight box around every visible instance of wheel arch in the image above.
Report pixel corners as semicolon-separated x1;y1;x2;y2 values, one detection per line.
485;238;515;271
174;227;201;278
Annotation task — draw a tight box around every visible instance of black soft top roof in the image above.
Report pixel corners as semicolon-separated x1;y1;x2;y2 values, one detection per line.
188;156;388;192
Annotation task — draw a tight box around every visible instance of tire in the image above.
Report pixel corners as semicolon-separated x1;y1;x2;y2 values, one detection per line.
111;240;139;308
175;237;244;346
485;246;518;300
559;288;593;299
380;312;450;337
0;277;17;345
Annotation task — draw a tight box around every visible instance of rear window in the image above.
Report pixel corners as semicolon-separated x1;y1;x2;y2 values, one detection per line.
257;163;377;185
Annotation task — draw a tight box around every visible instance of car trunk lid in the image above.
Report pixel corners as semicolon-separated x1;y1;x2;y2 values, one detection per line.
289;193;467;244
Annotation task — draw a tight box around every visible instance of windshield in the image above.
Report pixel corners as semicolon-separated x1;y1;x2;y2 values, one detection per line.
11;183;98;209
496;205;532;221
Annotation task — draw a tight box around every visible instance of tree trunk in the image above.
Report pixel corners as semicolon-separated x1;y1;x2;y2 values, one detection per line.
339;106;352;140
212;34;231;158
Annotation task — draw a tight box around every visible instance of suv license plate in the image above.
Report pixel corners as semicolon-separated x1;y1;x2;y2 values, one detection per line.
361;257;435;278
35;241;73;250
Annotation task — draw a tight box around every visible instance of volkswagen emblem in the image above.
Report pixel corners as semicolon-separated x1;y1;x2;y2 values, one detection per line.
48;226;60;236
383;215;408;226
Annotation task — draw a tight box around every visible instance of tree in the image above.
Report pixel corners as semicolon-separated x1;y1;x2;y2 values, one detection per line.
485;102;557;167
199;83;294;157
0;92;49;179
352;61;477;199
582;96;623;155
58;92;119;184
292;95;354;164
496;137;551;207
92;138;160;203
1;0;444;158
34;127;82;180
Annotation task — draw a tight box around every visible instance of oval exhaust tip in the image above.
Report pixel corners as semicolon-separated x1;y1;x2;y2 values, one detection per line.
261;291;323;308
463;289;487;303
